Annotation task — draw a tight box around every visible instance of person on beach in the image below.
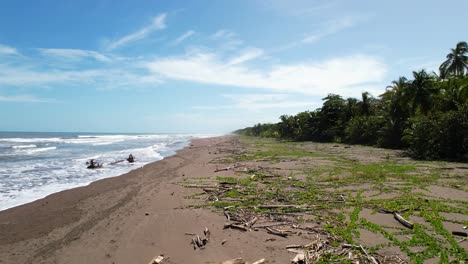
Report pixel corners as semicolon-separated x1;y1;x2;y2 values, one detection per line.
87;159;101;169
127;154;135;163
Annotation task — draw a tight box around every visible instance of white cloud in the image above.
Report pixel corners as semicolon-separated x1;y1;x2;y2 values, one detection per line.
0;94;57;103
260;0;337;17
0;44;19;55
171;30;195;46
194;93;316;111
227;48;264;65
145;52;387;97
210;29;243;50
38;48;111;62
0;64;160;89
301;16;357;44
106;13;167;50
273;16;365;52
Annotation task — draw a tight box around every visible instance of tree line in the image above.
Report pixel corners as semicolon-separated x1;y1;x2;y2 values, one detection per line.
235;41;468;161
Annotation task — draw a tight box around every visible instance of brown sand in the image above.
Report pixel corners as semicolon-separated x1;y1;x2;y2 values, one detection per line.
1;135;466;263
0;136;300;264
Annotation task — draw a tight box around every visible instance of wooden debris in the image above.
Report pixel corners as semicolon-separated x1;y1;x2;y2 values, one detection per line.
220;258;246;264
257;204;307;209
224;222;248;232
266;227;288;237
148;255;165;264
204;227;211;240
252;258;265;264
359;245;379;264
245;216;258;228
190;227;211;250
393;212;414;229
291;253;305;263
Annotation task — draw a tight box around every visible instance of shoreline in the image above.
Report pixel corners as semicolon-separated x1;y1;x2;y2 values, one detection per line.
0;132;206;212
0;135;241;264
1;135;466;263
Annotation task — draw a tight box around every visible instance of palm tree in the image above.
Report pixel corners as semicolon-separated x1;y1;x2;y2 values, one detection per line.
409;70;438;115
439;41;468;78
358;92;375;116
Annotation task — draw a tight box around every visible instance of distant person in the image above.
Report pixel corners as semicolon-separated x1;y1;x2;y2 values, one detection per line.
127;154;135;163
87;159;101;169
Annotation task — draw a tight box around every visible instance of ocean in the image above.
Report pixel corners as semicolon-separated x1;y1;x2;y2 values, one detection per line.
0;132;213;211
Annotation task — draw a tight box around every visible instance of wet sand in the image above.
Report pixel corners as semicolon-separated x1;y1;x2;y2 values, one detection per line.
0;136;260;264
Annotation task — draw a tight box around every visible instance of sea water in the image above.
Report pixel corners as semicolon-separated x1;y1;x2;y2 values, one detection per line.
0;132;213;211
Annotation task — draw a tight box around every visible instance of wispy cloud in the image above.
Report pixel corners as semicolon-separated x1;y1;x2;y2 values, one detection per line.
0;94;57;103
210;29;243;50
259;0;338;17
0;63;161;89
301;16;357;44
227;48;264;65
105;13;167;50
171;30;195;46
273;16;365;52
0;44;19;55
145;52;387;97
194;93;316;111
38;48;111;62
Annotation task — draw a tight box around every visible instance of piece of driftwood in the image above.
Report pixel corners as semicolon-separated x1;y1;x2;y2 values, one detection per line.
224;222;248;232
191;227;211;249
245;216;258;228
266;227;288;237
359;245;378;264
220;258;246;264
257;204;307;209
252;258;265;264
393;212;414;229
148;255;164;264
342;244;360;249
291;253;305;263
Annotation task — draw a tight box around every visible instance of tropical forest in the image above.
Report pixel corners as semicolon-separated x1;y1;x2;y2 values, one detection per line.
235;41;468;161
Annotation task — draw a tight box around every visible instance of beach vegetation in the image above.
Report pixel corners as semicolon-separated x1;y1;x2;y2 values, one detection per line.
234;41;468;161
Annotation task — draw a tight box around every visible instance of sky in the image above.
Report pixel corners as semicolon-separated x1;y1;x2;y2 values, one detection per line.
0;0;466;133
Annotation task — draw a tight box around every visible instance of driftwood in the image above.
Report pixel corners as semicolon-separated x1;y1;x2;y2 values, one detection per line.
224;222;248;232
220;258;246;264
393;212;414;229
266;227;288;237
359;245;379;264
245;216;258;228
252;259;265;264
257;204;308;209
148;255;165;264
190;227;210;249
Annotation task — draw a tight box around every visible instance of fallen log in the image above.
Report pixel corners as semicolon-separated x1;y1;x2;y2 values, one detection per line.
393;212;414;229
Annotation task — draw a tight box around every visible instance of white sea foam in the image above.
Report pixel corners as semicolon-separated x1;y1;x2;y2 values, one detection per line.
12;144;37;149
0;133;206;211
17;146;57;155
0;137;62;143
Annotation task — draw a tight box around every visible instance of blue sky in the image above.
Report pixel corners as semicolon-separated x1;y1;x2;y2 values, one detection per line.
0;0;466;133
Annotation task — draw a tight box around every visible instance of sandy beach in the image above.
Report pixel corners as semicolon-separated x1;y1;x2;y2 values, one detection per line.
0;135;466;264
